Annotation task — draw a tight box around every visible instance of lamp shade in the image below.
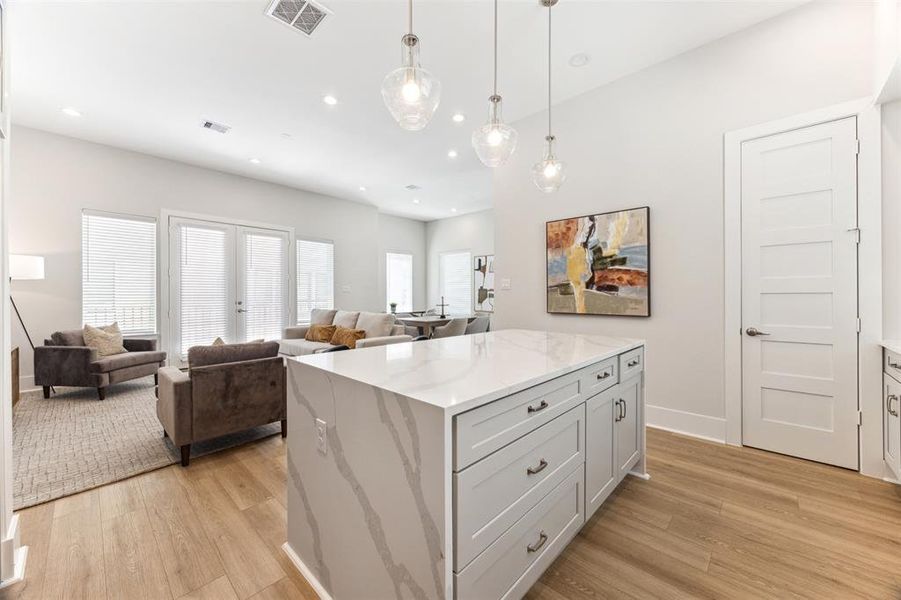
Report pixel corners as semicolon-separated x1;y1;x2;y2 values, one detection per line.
10;255;45;280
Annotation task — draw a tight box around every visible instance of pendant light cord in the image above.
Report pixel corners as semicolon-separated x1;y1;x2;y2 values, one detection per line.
408;0;413;35
493;0;498;96
547;0;552;138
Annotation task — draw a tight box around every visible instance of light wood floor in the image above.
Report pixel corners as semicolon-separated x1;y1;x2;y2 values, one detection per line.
2;428;900;600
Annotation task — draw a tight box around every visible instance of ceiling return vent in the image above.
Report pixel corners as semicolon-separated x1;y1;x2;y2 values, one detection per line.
200;119;231;134
266;0;331;37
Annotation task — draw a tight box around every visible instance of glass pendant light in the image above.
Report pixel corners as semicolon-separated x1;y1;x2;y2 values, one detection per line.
532;0;566;193
472;0;518;167
381;0;441;131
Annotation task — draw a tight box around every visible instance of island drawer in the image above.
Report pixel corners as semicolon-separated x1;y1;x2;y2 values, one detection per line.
454;405;585;570
454;370;584;470
619;347;644;381
580;357;618;396
454;465;584;600
886;349;901;383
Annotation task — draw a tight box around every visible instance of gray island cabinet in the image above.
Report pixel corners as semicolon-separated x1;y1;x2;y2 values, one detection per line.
284;329;647;600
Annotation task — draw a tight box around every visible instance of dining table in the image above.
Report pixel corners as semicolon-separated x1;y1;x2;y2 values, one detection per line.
397;315;473;337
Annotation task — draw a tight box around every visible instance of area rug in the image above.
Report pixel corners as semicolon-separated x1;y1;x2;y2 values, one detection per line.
13;376;280;509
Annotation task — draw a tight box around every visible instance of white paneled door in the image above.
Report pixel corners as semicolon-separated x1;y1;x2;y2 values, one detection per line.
741;117;859;469
170;217;290;365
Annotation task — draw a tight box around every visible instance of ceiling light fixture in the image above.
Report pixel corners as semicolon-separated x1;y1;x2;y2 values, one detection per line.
532;0;566;193
450;208;458;213
322;95;338;106
359;186;367;192
381;0;441;131
452;113;465;123
412;198;421;204
471;0;518;168
249;158;261;164
61;107;82;118
568;52;591;68
447;149;458;158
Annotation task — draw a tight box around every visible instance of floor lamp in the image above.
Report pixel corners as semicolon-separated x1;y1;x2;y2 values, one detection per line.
9;255;44;381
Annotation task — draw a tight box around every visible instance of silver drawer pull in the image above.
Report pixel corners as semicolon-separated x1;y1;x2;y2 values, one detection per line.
889;394;899;417
526;531;548;553
526;459;548;475
627;359;640;367
890;360;901;370
596;371;611;380
527;400;549;414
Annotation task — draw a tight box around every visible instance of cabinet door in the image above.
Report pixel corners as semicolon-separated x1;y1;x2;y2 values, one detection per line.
885;374;901;480
585;387;617;518
616;374;642;481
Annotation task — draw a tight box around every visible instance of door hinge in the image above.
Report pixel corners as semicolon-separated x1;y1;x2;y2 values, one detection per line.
857;410;863;426
856;317;861;333
848;227;860;244
855;139;861;156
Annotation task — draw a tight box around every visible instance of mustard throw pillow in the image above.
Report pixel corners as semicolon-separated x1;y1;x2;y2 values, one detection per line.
306;324;337;343
330;326;366;349
83;322;128;357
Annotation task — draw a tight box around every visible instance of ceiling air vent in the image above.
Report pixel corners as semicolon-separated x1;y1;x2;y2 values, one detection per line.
266;0;331;37
405;184;422;191
201;120;231;134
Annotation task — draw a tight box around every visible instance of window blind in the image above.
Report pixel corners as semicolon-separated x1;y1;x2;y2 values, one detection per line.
439;251;472;316
297;239;334;323
82;211;157;335
243;232;287;341
177;224;229;357
386;252;413;312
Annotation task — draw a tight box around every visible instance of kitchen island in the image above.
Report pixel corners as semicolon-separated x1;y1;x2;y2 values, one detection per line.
283;329;647;600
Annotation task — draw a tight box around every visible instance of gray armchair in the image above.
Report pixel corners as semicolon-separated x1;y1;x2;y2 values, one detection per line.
157;341;286;466
432;318;468;338
34;330;166;400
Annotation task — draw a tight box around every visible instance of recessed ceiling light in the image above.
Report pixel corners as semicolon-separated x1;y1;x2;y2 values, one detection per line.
322;95;338;106
412;198;421;204
249;158;261;164
359;186;367;192
452;113;465;123
61;107;82;118
447;149;458;159
568;52;591;68
450;208;458;213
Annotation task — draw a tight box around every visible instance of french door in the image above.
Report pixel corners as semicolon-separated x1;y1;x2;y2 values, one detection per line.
169;217;290;364
740;117;859;469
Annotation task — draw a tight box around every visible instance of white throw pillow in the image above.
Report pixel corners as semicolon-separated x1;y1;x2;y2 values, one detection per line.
83;322;128;357
356;312;395;339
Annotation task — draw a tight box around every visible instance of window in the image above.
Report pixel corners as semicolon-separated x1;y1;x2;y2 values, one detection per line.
297;239;334;323
242;230;289;342
175;221;230;356
82;211;157;335
439;251;472;316
386;252;413;312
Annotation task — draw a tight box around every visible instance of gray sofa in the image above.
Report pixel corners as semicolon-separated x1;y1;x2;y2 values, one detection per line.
34;330;166;400
156;341;285;466
279;309;412;356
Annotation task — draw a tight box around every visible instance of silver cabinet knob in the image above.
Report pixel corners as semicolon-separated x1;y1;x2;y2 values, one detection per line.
745;327;771;337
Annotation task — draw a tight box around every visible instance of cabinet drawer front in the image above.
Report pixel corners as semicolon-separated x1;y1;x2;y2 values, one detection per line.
886;350;901;384
454;466;584;600
581;357;618;396
619;347;644;381
454;406;585;570
454;371;583;470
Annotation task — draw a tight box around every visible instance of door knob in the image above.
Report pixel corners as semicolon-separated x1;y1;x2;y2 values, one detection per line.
745;327;771;337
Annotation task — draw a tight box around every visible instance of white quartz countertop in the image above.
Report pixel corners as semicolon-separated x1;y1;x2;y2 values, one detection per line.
883;340;901;355
289;329;644;414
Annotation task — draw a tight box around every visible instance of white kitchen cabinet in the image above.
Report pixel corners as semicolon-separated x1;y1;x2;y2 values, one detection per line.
885;372;901;480
585;387;617;516
616;374;643;481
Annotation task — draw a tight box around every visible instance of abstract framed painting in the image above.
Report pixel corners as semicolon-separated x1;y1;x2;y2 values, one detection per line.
546;206;650;317
473;254;495;312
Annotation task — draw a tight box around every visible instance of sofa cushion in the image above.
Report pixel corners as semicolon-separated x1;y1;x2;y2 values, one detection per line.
305;324;337;343
310;308;338;326
51;329;87;347
356;312;395;339
278;339;334;356
83;323;128;357
333;311;360;329
188;341;279;368
330;327;366;349
90;350;167;373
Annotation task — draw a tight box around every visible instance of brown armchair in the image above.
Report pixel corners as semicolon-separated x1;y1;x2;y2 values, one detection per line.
156;341;286;466
34;330;166;400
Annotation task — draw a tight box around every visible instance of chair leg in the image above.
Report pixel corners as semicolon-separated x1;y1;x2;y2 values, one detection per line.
154;373;158;385
162;429;168;439
180;444;191;467
97;387;106;401
281;419;288;438
42;386;50;399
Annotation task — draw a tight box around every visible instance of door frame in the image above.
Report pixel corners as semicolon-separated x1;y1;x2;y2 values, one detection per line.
159;209;295;366
723;97;883;477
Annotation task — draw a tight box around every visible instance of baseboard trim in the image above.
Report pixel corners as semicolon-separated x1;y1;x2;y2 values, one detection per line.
646;405;726;444
282;542;333;600
18;374;39;395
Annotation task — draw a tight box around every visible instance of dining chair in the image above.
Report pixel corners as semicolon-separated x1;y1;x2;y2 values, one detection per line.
465;316;490;334
432;318;468;339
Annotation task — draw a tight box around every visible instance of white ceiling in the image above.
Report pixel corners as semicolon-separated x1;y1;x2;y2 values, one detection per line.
9;0;803;221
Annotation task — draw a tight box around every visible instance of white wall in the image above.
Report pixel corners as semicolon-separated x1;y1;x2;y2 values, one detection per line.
425;209;494;310
884;100;901;339
378;213;427;311
9;126;427;387
493;1;876;440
